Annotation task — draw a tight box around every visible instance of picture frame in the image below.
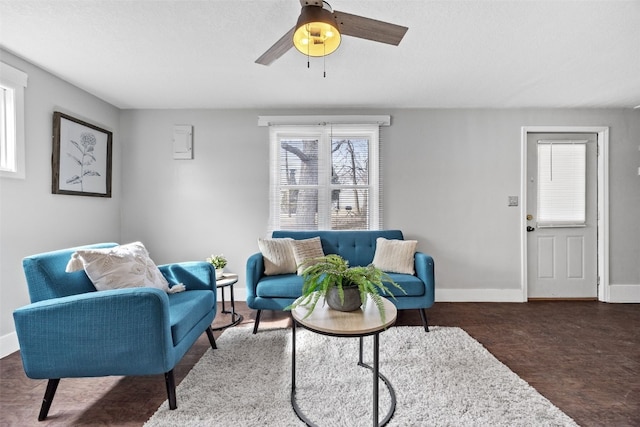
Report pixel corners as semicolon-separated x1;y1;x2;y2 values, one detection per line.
52;112;112;197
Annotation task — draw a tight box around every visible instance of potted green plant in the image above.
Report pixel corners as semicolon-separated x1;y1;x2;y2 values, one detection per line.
286;254;405;324
207;254;227;279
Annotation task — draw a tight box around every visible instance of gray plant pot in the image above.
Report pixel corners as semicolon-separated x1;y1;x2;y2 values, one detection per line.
326;285;362;312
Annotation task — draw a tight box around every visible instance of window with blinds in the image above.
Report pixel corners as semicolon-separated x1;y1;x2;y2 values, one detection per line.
269;124;381;231
0;85;14;171
0;61;27;179
536;140;587;227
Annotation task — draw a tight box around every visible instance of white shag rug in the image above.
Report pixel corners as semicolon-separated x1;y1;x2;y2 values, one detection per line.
145;326;578;427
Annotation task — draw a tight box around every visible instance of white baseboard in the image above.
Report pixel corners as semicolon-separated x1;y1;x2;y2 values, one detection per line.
0;332;19;359
435;288;525;302
436;285;640;303
608;284;640;303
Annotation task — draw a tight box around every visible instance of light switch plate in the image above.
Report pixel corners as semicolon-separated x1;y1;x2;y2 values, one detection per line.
508;196;518;207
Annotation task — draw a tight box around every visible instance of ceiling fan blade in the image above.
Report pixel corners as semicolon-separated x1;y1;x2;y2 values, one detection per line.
255;26;296;65
333;10;408;46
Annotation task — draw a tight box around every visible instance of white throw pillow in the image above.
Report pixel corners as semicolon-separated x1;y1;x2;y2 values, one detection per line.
372;237;417;275
65;242;185;294
290;237;325;275
257;238;297;275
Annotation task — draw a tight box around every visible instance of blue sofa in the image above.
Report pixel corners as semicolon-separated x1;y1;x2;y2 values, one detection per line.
246;230;435;333
13;243;217;420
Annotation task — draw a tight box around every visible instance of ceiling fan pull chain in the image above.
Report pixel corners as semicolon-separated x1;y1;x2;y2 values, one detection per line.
307;25;310;69
323;44;327;78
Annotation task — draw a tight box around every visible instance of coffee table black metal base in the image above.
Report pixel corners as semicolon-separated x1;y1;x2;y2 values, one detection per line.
290;319;397;427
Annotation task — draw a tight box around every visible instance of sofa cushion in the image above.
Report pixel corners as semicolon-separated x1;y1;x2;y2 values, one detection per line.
372;238;417;275
385;273;425;297
258;238;297;275
168;290;215;346
290;237;325;275
255;274;305;298
65;242;185;294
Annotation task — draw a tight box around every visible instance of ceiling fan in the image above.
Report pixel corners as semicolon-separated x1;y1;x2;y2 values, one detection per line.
255;0;408;66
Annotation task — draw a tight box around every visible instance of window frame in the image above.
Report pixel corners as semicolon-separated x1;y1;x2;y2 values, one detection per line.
0;62;28;179
268;123;381;231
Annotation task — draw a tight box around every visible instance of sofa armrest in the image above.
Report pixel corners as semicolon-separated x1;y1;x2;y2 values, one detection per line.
13;287;175;378
415;252;435;300
158;261;216;291
245;252;264;301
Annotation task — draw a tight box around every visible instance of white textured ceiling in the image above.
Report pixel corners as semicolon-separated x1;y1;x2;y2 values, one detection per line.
1;0;639;109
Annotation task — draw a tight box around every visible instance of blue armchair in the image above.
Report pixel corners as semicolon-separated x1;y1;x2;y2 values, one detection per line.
13;243;217;421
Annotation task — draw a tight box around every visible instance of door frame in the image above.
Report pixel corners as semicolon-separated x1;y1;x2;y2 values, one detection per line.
520;126;609;302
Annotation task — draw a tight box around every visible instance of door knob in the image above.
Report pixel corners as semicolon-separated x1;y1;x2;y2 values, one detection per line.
526;226;535;232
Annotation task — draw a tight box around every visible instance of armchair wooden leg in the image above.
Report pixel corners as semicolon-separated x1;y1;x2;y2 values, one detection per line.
205;326;217;349
165;370;177;410
252;310;262;334
419;309;430;332
38;378;60;421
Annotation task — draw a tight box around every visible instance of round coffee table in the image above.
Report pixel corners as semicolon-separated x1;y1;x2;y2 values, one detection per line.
211;273;243;331
291;295;397;426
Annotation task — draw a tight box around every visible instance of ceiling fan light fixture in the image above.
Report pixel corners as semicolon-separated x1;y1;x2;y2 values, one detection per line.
293;2;341;57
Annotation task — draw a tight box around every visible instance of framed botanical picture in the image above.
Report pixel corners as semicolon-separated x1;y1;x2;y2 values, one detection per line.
52;112;112;197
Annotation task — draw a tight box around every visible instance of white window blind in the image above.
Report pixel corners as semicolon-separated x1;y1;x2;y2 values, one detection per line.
537;140;587;227
267;123;382;231
0;62;28;179
0;85;13;171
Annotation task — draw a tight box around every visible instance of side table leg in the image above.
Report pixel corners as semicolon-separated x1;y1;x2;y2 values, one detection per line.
230;283;237;317
220;287;227;313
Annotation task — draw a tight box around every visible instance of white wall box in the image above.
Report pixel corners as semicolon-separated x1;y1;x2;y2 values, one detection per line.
173;125;193;159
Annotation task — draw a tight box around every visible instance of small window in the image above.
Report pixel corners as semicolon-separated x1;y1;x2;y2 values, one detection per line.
537;140;587;227
0;62;28;179
269;124;381;231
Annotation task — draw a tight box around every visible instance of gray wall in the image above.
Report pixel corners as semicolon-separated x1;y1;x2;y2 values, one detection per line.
0;50;121;356
119;108;640;303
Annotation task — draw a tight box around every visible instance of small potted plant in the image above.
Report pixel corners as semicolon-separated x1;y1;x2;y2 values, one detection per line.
207;254;227;279
286;254;405;324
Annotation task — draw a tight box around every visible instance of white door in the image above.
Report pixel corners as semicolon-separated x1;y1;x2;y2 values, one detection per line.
526;133;598;298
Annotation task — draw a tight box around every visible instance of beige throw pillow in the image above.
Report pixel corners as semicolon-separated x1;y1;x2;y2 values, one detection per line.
290;237;325;275
65;241;185;294
372;237;417;275
257;238;297;275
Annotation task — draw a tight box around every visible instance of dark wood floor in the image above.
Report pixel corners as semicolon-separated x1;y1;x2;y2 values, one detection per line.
1;301;638;426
